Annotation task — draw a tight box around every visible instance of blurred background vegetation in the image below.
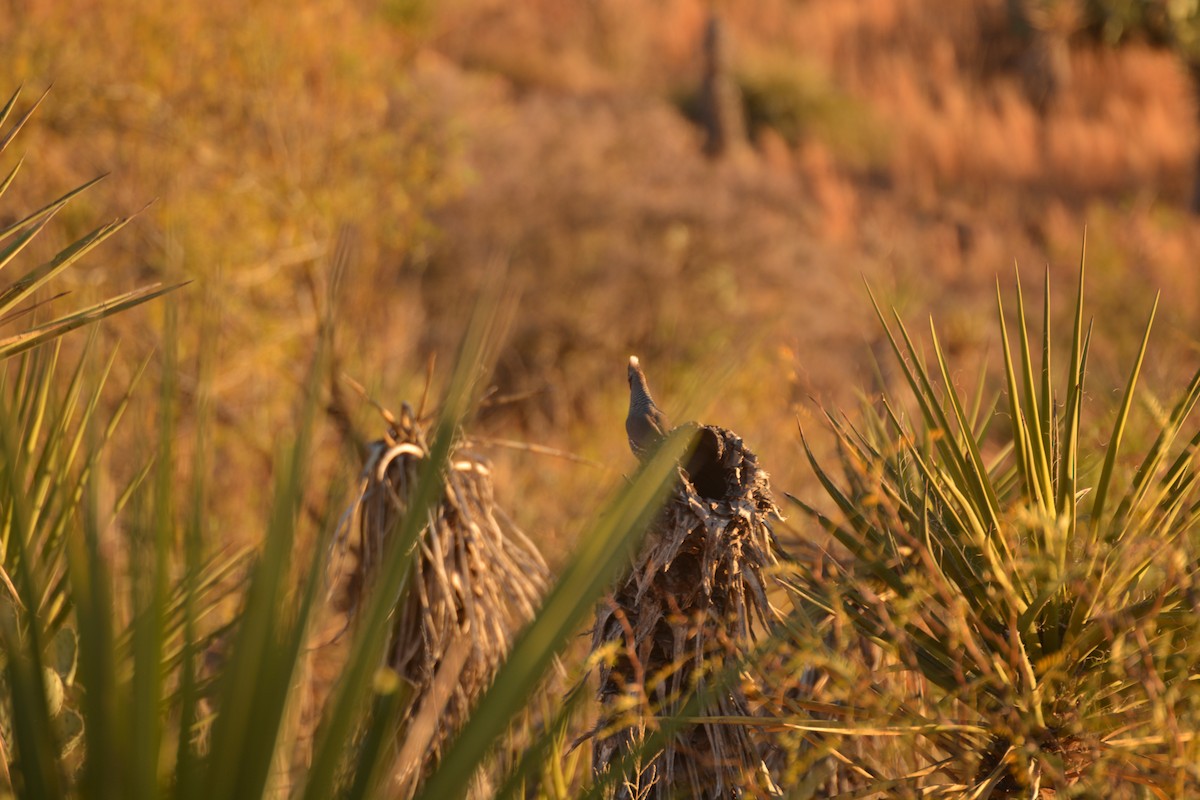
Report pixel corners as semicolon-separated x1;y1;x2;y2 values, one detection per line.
7;0;1200;543
9;0;1200;545
5;0;1200;795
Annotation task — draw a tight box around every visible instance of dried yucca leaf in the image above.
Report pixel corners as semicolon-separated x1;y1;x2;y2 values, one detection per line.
337;405;548;796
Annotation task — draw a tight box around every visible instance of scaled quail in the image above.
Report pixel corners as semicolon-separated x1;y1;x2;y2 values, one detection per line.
626;356;671;460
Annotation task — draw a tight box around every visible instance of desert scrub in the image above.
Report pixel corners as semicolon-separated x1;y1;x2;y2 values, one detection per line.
736;55;889;170
784;261;1200;796
672;48;889;171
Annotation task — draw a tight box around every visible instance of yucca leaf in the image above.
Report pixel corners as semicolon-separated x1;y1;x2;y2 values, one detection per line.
1;618;64;799
927;322;1014;572
201;338;329;799
795;432;914;598
0;155;22;205
493;673;590;800
0;215;132;320
1056;256;1087;526
0;87;23;142
0;282;186;361
894;435;1009;614
1111;367;1200;539
118;547;250;670
416;426;691;800
1038;269;1055;481
1090;294;1158;532
868;402;992;605
172;399;210;800
0;404;50;638
0;86;48;156
798;424;879;534
865;285;973;495
0;405;64;798
344;678;414;800
0;211;59;278
9;341;130;649
67;438;123;799
0;175;108;245
127;306;180;800
28;342;86;565
18;342;58;477
891;311;973;486
998;279;1044;512
965;368;994;443
302;294;499;800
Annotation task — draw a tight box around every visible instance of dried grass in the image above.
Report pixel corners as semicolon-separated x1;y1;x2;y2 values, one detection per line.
336;405;549;795
589;425;786;799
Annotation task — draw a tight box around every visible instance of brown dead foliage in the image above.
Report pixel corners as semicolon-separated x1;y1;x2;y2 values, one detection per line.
589;425;786;798
338;406;549;795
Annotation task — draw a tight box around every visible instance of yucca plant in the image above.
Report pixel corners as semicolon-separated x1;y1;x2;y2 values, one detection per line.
0;82;184;673
786;259;1200;796
0;339;134;796
3;259;356;799
0;88;180;360
588;424;786;799
333;399;550;797
0;85;193;796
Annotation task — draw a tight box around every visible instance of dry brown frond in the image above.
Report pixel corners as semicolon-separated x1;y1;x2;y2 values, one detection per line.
338;405;549;796
590;424;786;799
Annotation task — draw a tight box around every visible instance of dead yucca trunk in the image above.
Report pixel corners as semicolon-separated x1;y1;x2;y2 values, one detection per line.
342;407;549;796
591;425;784;799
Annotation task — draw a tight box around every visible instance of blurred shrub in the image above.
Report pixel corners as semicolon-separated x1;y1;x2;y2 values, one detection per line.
381;0;435;33
4;0;467;533
675;53;890;170
785;267;1200;795
740;59;883;162
1087;0;1200;55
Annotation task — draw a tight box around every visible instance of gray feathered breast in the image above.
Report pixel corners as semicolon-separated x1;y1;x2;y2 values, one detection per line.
626;356;671;459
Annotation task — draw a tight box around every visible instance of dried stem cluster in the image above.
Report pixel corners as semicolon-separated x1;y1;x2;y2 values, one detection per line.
591;425;785;798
